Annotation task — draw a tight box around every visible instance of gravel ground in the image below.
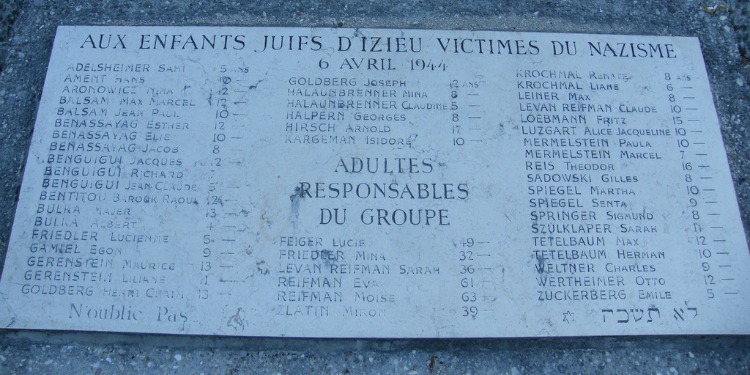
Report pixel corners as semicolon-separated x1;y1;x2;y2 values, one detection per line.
0;0;749;373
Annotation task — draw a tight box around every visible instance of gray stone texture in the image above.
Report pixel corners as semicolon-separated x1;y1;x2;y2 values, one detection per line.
730;0;750;59
0;0;749;373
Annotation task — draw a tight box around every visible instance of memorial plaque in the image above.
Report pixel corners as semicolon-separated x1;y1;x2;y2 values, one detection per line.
1;26;749;337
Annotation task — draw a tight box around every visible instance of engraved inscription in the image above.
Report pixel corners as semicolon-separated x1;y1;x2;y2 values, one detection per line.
0;26;748;338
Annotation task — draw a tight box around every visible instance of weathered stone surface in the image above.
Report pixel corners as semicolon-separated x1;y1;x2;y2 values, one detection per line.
0;26;747;338
0;1;749;373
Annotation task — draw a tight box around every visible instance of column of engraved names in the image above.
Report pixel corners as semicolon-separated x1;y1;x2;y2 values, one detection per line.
519;66;682;318
281;75;405;319
110;62;196;323
282;76;345;318
27;63;129;305
28;61;196;322
518;68;623;306
280;72;457;319
283;76;359;319
574;69;679;324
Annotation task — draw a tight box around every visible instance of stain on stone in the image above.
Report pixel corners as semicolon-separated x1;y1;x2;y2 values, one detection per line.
256;259;269;275
227;307;246;331
536;253;546;274
248;76;266;90
427;355;438;374
289;185;304;203
289;185;303;224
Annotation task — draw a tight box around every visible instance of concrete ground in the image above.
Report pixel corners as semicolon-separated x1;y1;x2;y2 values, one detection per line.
0;0;749;373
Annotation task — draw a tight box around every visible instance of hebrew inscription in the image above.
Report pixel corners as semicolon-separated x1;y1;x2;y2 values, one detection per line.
1;26;749;337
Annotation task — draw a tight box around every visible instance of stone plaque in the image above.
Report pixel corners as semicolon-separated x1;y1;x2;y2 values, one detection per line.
1;26;749;337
